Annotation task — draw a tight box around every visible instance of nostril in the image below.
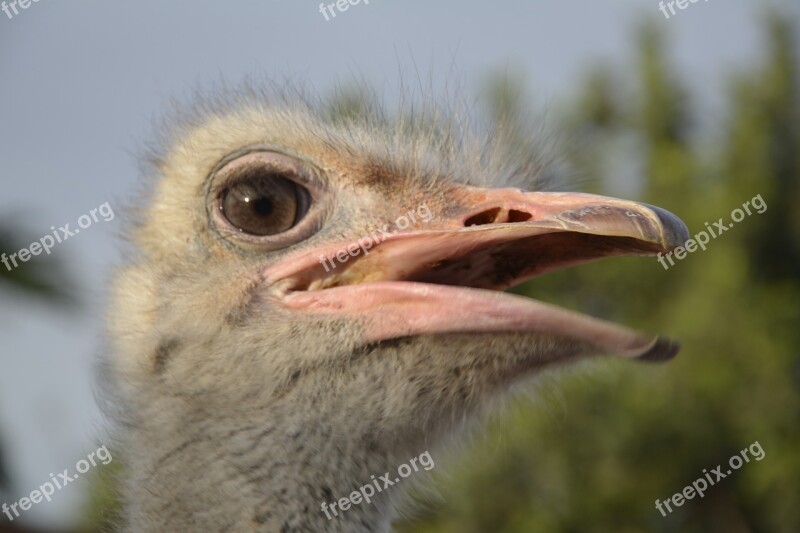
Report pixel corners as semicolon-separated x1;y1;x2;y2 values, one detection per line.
464;207;503;227
508;209;533;222
464;207;534;226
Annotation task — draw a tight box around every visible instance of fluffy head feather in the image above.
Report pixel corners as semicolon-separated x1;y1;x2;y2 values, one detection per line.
103;80;682;531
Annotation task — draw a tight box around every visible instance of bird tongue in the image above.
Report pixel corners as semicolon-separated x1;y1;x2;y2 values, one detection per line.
266;188;688;360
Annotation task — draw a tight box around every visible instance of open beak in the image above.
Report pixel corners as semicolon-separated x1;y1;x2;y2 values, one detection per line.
264;186;689;361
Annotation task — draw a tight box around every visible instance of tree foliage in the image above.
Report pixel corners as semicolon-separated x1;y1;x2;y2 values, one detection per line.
398;14;800;533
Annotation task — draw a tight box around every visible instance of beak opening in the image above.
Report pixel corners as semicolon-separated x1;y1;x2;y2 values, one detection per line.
268;190;688;294
263;188;689;361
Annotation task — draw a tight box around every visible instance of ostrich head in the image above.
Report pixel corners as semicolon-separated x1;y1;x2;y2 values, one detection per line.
105;86;688;531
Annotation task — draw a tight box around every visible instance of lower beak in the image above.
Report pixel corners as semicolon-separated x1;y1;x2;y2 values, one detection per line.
264;187;689;361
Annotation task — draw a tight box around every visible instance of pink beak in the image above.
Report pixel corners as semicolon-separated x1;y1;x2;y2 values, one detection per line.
264;186;689;361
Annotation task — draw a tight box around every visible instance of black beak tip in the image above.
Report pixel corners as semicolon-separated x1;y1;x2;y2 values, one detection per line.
636;337;681;363
642;203;691;249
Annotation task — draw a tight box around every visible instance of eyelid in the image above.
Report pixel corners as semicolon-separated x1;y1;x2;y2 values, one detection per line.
209;146;327;196
214;158;314;196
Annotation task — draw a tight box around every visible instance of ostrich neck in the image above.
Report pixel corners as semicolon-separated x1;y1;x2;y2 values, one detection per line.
123;396;402;532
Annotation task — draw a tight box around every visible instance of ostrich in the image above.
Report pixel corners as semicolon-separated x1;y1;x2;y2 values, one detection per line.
104;85;688;532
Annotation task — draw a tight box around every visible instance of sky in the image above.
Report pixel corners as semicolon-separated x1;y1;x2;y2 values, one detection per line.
1;0;798;528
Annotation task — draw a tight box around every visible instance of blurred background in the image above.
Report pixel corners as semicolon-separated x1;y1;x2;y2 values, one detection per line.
1;1;798;532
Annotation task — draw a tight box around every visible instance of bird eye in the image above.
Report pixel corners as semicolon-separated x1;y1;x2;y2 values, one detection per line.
219;170;311;236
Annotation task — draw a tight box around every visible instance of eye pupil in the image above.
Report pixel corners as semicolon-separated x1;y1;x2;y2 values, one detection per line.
249;196;273;216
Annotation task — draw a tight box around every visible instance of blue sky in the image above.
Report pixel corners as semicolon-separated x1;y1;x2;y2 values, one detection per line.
1;0;797;527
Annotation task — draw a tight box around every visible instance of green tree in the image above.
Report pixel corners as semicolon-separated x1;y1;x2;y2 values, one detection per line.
398;13;800;533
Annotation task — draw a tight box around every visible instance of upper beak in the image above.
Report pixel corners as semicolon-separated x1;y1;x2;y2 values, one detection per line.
264;186;689;361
